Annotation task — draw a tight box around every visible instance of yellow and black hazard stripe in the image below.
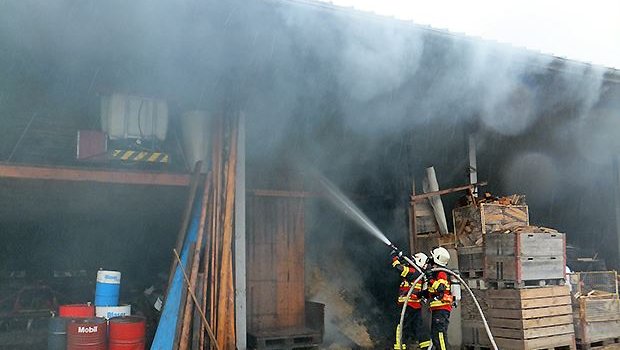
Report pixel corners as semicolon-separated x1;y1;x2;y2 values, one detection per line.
110;150;169;163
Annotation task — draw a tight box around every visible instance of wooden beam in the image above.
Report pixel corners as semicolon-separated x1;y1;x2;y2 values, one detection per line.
411;182;488;202
249;189;319;198
0;163;191;186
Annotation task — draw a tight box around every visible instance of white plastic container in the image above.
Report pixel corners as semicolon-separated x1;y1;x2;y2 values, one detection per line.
96;305;131;319
180;110;210;170
101;93;168;141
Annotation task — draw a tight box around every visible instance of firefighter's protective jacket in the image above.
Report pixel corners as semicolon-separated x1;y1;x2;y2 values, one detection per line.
427;270;453;312
391;257;423;309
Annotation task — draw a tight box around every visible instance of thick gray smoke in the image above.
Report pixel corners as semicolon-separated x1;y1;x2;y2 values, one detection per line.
1;0;619;347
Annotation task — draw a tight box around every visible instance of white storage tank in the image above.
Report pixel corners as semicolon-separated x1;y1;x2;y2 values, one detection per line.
101;93;169;141
180;110;210;171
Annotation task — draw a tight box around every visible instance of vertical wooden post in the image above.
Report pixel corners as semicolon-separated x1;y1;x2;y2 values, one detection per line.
217;117;238;350
409;178;417;255
234;112;247;350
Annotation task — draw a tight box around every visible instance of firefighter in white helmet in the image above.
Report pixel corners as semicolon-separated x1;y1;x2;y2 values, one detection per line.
424;247;453;350
390;250;432;350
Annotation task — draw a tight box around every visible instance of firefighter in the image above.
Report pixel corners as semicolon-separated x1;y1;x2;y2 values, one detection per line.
427;247;453;350
390;250;432;350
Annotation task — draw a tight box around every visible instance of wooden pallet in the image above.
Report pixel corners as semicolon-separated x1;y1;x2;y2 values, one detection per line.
463;345;492;350
577;337;620;350
465;278;488;290
487;286;576;350
248;329;322;350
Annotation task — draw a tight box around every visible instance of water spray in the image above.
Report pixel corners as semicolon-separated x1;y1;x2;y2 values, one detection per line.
316;175;497;350
318;175;393;246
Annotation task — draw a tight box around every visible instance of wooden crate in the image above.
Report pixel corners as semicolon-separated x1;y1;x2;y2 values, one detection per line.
574;298;620;348
454;203;529;246
458;246;485;278
487;286;576;350
485;231;566;287
486;231;565;257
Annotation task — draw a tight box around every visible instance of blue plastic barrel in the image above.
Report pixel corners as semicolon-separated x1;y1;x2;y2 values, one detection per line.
95;270;121;306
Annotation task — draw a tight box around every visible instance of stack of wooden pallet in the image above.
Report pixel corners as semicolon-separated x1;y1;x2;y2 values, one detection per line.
570;271;620;349
458;245;490;349
487;286;576;350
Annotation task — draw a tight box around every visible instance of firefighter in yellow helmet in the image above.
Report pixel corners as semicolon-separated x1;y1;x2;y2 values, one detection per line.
390;250;432;350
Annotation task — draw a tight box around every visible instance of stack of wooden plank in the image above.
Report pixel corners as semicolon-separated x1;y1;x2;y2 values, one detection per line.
485;230;566;288
158;115;240;350
570;271;620;349
453;202;529;247
487;286;576;350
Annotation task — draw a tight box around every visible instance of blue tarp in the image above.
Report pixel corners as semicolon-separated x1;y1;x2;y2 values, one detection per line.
151;197;202;350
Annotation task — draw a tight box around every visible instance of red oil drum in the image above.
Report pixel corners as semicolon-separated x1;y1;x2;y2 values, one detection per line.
59;304;95;318
109;316;146;350
66;317;107;350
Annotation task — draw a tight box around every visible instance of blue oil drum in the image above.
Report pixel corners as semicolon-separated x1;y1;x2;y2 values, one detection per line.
95;270;121;306
48;316;68;350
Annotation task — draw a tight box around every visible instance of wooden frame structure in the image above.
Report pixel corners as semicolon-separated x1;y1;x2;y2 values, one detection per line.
409;181;487;254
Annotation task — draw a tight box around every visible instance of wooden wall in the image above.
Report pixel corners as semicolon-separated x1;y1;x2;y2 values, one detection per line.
247;193;305;333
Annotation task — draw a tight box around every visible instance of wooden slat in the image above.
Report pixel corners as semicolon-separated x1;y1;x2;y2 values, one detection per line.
491;323;574;340
495;333;575;350
488;304;573;319
575;319;620;343
487;285;569;300
490;314;573;329
0;162;191;186
488;295;571;309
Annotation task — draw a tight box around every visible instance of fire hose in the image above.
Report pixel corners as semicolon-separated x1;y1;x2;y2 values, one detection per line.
397;254;498;350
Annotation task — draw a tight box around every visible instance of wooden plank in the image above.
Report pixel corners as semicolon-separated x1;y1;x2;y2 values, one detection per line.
490;323;574;340
490;314;573;329
411;182;487;201
582;298;620;322
216;117;238;350
0;162;191;186
487;285;569;300
250;189;318;197
488;304;573;319
575;319;620;343
488;295;571;309
495;333;575;350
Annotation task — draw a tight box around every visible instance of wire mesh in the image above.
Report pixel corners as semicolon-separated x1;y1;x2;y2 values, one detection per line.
569;271;618;297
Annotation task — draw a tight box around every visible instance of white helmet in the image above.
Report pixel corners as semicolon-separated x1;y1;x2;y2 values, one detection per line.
431;247;450;267
413;252;429;268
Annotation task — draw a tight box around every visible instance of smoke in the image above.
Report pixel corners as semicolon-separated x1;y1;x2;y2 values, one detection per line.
0;0;619;345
